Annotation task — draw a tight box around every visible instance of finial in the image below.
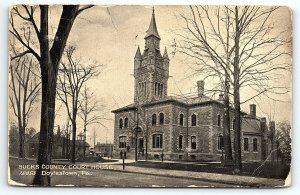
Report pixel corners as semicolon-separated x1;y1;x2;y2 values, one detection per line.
152;6;155;14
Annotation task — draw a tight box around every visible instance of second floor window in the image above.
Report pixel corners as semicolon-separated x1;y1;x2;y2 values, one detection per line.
159;113;164;125
217;114;221;126
124;118;128;128
119;118;123;129
179;114;184;126
152;114;157;126
253;138;258;152
191;114;197;126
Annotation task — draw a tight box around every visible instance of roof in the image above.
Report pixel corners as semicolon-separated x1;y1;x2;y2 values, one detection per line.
112;95;220;113
95;143;113;147
75;140;90;147
144;8;160;40
163;47;169;59
242;117;263;135
134;46;142;59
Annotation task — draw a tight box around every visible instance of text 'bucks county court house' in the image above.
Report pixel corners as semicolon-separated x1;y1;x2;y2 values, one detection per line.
112;9;277;162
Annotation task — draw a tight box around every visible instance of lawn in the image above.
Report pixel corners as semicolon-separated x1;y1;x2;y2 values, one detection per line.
128;161;290;179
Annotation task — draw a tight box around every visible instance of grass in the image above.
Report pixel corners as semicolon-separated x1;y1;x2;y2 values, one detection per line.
127;161;290;179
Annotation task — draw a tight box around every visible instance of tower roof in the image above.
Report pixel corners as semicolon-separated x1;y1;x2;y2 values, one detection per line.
135;46;142;59
163;47;169;59
145;8;160;40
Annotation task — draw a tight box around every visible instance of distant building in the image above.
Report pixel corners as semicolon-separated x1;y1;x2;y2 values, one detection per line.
93;142;113;157
25;131;90;159
112;9;276;162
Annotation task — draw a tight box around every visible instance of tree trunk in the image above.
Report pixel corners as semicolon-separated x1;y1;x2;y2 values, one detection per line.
233;6;242;173
32;5;57;185
30;5;89;185
18;124;25;158
70;119;77;163
223;88;233;165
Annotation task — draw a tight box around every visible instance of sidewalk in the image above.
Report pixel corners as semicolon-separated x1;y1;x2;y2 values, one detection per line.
97;158;286;187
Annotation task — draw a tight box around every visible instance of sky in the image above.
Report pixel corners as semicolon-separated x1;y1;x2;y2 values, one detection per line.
9;5;292;145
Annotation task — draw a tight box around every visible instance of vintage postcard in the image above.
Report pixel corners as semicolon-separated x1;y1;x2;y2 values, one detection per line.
8;5;292;187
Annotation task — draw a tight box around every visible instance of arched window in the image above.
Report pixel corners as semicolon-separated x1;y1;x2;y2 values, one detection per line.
152;114;157;126
218;135;224;150
191;114;197;126
160;84;163;96
152;134;163;148
124;118;128;128
158;83;161;96
179;114;184;126
253;138;258;152
217;114;221;127
178;135;183;149
159;113;164;125
119;118;123;129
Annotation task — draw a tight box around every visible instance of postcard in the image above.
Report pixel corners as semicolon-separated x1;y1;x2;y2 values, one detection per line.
8;5;292;187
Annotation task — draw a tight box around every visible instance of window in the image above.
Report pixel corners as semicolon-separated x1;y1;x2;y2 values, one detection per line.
119;118;123;129
124;118;128;128
155;82;158;96
217;114;221;127
152;114;157;126
218;135;224;150
191;136;196;149
178;135;183;149
159;113;164;125
119;136;126;148
179;114;184;126
152;134;163;148
191;114;197;126
253;138;258;152
157;83;161;96
160;84;163;96
244;138;249;151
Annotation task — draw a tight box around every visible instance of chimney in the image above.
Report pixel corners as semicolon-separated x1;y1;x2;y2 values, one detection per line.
197;80;204;97
250;104;256;117
260;117;266;133
269;121;276;138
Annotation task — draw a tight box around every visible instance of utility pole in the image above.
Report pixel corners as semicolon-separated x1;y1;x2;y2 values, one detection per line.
93;128;96;149
135;107;139;162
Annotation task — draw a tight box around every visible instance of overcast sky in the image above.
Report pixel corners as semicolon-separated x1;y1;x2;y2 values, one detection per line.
10;5;292;145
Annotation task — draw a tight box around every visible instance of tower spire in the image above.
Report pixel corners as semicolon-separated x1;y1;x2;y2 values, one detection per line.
145;7;160;40
135;46;142;59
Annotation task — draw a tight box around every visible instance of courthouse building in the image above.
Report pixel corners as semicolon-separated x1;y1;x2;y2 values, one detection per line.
112;10;275;161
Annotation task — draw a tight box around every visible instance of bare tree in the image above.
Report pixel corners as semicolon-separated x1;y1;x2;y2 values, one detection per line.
175;5;291;172
9;52;40;158
57;46;100;163
9;5;94;185
79;86;109;157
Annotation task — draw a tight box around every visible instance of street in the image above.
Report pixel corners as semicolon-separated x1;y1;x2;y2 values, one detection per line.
10;167;235;187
